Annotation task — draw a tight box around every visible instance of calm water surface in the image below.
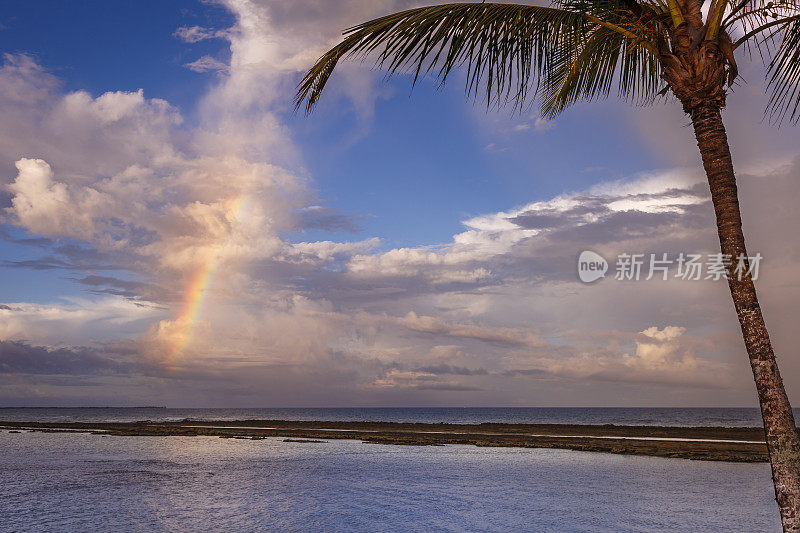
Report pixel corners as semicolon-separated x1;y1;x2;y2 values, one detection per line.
1;406;794;426
1;430;780;532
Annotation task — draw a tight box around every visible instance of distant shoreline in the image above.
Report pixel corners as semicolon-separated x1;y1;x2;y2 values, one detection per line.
0;406;167;409
2;419;785;463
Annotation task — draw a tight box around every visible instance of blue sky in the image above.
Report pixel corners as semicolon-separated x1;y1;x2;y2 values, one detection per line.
294;88;662;248
1;0;799;407
0;0;233;112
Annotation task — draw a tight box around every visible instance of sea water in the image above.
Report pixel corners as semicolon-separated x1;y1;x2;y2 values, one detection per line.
0;430;781;532
0;406;793;426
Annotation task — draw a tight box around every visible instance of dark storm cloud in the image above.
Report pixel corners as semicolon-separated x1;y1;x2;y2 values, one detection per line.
0;340;134;375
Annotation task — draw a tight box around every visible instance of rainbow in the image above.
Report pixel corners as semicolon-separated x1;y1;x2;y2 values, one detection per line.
165;195;249;363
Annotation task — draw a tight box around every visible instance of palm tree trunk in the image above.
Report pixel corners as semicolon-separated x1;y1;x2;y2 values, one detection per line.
691;104;800;531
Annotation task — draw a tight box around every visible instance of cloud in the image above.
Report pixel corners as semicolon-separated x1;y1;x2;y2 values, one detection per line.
0;340;135;375
4;257;78;270
0;48;312;285
369;368;482;391
0;298;164;348
414;364;488;376
511;118;555;133
329;167;711;294
185;56;230;73
7;158;113;238
173;26;230;43
414;382;482;391
292;206;366;233
534;117;555;131
396;311;545;348
73;275;170;301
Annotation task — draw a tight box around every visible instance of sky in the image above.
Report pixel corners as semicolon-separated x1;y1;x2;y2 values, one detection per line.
1;0;800;408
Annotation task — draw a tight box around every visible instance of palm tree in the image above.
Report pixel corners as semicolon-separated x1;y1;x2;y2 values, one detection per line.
294;1;800;528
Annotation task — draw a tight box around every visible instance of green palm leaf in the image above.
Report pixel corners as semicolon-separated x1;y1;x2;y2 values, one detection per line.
765;18;800;122
726;0;800;122
294;2;666;117
296;1;800;121
541;23;661;117
294;3;592;113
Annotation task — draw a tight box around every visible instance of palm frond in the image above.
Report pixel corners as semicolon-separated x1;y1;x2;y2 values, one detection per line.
540;0;662;116
727;0;800;122
541;26;625;116
295;2;665;116
765;16;800;122
294;3;591;113
541;21;661;116
726;0;799;53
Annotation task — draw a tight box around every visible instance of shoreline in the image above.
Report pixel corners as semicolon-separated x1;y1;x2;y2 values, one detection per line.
0;419;780;462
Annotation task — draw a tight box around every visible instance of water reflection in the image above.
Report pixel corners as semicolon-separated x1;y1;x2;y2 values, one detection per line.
1;431;780;532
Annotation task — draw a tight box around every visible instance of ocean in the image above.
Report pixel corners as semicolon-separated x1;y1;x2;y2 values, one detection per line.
0;406;792;426
1;430;780;532
1;408;785;531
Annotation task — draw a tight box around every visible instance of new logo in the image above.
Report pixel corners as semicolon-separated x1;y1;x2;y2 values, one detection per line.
578;250;608;283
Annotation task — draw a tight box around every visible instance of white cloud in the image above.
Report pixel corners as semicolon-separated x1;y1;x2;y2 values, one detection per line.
174;26;230;43
0;298;163;346
339;167;710;287
534;117;555;131
7;159;111;238
509;117;555;133
185;56;229;73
